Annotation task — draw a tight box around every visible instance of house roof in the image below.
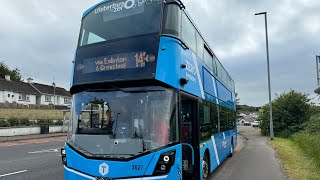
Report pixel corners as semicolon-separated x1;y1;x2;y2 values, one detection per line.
0;79;71;97
0;79;39;95
32;83;71;97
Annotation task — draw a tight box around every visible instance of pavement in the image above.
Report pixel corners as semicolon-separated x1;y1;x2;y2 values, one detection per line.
209;126;285;180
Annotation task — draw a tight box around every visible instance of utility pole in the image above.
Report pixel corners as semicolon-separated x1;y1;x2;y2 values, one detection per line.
317;56;320;86
255;12;274;140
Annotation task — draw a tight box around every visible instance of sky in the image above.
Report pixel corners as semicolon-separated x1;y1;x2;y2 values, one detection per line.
0;0;319;106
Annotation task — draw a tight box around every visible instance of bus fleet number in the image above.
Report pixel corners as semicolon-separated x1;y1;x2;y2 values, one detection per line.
132;165;143;171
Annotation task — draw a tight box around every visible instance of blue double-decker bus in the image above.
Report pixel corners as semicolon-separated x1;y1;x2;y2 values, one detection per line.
61;0;237;179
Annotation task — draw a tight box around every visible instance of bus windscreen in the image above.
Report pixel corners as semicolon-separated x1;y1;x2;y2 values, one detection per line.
79;0;163;47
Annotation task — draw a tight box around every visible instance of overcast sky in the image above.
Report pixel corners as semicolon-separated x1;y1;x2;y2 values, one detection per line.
0;0;319;106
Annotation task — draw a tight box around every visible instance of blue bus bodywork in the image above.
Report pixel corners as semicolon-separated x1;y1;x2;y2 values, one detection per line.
64;1;236;179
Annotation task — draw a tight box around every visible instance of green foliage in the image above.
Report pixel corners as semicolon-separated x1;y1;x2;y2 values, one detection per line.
0;119;10;127
20;118;31;126
302;114;320;134
309;105;320;116
0;61;22;81
291;132;320;168
54;120;63;126
37;119;54;125
237;104;259;113
7;118;21;126
259;90;311;137
0;118;64;127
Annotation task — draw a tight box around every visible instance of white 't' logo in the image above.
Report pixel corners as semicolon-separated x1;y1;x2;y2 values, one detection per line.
99;162;109;176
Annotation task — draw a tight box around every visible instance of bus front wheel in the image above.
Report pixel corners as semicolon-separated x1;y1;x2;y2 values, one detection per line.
202;153;209;179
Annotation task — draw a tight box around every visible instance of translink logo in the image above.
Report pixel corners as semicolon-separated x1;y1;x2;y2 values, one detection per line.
99;162;109;176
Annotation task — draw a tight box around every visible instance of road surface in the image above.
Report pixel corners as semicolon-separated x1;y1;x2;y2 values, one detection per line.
209;127;285;180
0;137;65;180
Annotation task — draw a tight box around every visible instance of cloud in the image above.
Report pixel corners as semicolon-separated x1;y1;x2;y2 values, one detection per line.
184;0;320;106
0;0;319;106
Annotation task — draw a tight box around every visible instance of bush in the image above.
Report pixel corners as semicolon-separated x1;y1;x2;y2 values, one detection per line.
54;120;63;126
303;114;320;134
20;118;31;126
37;119;54;125
260;90;311;137
7;118;21;126
291;133;320;168
0;119;10;127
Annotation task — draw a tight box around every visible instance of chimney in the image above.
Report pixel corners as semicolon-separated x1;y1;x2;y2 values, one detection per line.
5;75;10;81
27;78;33;84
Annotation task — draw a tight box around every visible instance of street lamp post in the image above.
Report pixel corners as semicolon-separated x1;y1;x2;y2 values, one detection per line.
317;55;320;86
255;12;274;140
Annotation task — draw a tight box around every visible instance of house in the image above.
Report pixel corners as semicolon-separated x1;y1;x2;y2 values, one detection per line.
0;75;71;106
0;76;39;105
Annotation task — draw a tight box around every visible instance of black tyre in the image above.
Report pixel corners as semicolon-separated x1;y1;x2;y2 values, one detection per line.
202;153;209;179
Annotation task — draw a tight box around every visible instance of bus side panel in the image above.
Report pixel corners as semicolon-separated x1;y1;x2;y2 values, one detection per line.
199;138;219;174
156;36;181;89
213;132;231;165
179;50;205;99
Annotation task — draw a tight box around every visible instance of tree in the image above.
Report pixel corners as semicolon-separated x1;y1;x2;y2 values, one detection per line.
0;61;22;81
259;90;311;137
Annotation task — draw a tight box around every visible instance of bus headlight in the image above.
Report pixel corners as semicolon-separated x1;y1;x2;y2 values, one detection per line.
61;147;67;165
163;155;170;162
153;150;176;176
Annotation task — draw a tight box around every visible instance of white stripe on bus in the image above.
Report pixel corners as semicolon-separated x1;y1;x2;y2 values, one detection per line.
64;166;95;180
211;136;220;165
211;76;219;105
192;53;205;99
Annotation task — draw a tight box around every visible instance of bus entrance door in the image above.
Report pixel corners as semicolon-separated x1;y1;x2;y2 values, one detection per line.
181;96;200;180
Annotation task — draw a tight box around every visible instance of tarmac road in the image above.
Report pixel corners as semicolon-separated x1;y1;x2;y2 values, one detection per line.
0;137;65;180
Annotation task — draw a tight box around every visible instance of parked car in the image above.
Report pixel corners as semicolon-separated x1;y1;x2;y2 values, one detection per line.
252;121;260;127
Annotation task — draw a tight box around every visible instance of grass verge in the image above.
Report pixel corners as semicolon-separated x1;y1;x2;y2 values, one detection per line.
270;138;320;180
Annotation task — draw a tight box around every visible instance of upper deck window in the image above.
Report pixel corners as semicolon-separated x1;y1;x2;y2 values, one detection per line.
162;4;181;37
196;33;204;59
79;0;163;47
181;13;196;52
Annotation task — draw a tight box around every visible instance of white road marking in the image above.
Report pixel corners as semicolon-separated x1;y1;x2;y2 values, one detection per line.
28;148;59;154
0;170;28;177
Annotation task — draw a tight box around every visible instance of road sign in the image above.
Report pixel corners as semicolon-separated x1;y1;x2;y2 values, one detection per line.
67;101;72;109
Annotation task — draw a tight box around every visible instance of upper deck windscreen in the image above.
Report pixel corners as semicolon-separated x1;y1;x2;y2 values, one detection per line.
79;0;163;47
72;0;163;88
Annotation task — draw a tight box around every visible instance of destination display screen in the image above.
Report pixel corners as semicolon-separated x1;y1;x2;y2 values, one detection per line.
78;51;156;74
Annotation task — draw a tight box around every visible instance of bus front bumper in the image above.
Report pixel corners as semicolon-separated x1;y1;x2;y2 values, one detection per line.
64;166;168;180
